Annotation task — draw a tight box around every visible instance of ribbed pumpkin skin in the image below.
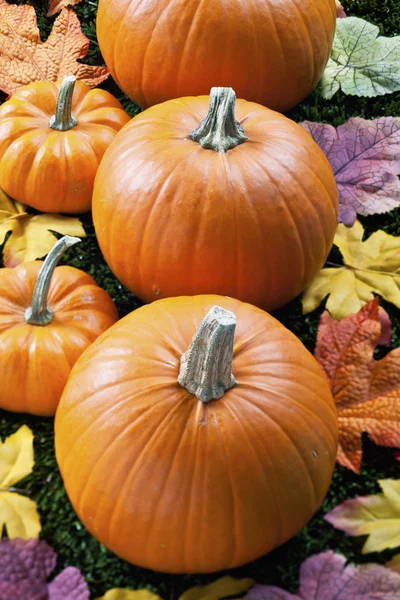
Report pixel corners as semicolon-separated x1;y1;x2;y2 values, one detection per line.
0;80;130;213
92;97;338;311
96;0;336;111
55;295;338;574
0;263;119;416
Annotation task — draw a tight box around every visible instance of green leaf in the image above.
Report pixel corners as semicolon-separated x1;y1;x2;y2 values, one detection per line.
321;17;400;99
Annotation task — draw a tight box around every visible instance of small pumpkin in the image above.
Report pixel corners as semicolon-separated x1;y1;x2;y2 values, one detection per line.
0;76;130;214
96;0;336;112
0;236;118;416
55;295;338;574
92;87;338;311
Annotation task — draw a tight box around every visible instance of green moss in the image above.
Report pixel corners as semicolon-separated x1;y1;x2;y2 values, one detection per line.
0;0;400;597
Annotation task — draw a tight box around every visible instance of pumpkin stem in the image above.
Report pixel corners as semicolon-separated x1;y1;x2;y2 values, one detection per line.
189;87;247;153
49;76;78;131
178;306;237;403
24;235;81;326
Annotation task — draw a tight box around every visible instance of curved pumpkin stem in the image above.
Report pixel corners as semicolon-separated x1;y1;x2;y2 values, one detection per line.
49;76;78;131
178;306;237;403
189;87;248;153
25;235;81;326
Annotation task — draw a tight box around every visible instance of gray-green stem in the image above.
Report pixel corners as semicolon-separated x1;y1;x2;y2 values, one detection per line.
49;76;78;131
24;236;81;326
189;87;247;153
178;306;237;403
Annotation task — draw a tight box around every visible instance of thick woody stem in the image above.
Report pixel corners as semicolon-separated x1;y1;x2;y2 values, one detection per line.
189;87;248;153
49;76;78;131
178;306;237;403
24;235;81;326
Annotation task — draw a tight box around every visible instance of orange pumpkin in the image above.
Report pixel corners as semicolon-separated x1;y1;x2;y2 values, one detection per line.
55;295;338;574
96;0;336;112
0;236;118;416
0;76;130;214
92;88;338;311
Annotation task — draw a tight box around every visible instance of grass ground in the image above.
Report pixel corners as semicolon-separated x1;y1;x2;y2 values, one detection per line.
0;0;400;597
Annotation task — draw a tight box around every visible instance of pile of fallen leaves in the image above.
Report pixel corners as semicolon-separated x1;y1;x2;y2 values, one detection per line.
0;0;400;599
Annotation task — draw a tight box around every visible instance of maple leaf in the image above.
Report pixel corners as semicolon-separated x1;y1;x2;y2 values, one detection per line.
0;2;108;95
0;538;89;600
96;590;163;600
335;0;346;18
47;0;82;17
302;220;400;319
321;17;400;99
325;479;400;554
301;117;400;226
0;426;41;538
244;551;400;599
387;554;400;573
314;299;400;472
179;576;254;600
0;189;86;268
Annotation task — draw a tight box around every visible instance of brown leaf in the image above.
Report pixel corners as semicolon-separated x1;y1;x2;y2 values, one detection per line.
314;298;400;473
47;0;82;17
0;2;108;95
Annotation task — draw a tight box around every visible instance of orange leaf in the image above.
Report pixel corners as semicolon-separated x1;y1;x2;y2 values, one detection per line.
47;0;82;17
0;2;108;95
314;298;400;473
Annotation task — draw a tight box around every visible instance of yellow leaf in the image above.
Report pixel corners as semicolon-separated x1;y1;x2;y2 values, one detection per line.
178;576;254;600
325;479;400;554
302;220;400;319
0;491;41;538
0;425;41;538
0;190;85;268
96;589;164;600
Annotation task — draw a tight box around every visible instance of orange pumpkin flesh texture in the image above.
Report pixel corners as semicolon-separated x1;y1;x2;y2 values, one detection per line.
96;0;336;112
55;295;338;574
0;260;118;416
0;79;130;214
92;94;338;311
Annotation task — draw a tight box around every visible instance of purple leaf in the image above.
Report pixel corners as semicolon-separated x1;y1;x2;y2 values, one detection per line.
245;551;400;599
301;117;400;226
0;538;56;582
0;580;48;600
48;567;89;600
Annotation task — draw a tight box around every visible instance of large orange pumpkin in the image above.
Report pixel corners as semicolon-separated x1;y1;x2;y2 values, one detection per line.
0;236;119;416
0;76;130;214
55;295;338;574
96;0;336;112
92;88;338;311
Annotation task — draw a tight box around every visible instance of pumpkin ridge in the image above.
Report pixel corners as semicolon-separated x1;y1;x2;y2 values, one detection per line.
105;393;192;547
229;396;321;527
288;0;318;85
223;398;285;553
260;0;287;109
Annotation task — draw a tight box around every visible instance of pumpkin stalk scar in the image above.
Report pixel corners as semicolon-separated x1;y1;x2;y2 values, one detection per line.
49;75;78;131
178;305;237;402
189;87;248;153
25;235;81;326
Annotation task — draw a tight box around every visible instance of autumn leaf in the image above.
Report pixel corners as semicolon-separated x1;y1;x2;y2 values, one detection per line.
0;426;41;538
96;590;163;600
325;480;400;554
302;220;400;319
387;554;400;573
0;538;89;599
0;190;86;268
321;17;400;99
47;0;82;17
0;2;108;95
301;117;400;226
335;0;346;18
314;299;400;472
179;576;254;600
245;551;400;599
